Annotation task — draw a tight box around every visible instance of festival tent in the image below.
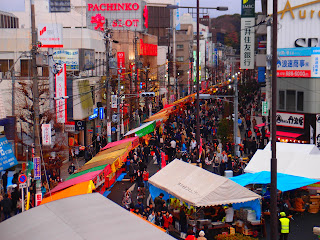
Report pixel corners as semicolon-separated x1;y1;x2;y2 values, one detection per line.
41;180;96;205
245;142;320;179
0;193;175;240
148;159;260;207
66;165;109;180
230;171;319;192
100;136;139;151
124;120;156;137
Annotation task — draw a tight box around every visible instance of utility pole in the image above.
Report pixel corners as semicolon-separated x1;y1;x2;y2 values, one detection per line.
31;0;41;205
134;30;139;127
104;20;111;143
270;0;278;238
234;76;238;156
196;0;200;160
11;69;15;116
167;28;171;101
172;10;177;102
117;75;120;141
48;48;55;152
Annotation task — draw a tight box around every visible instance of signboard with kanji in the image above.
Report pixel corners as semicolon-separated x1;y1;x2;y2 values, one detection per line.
0;136;18;171
33;157;41;180
262;101;268;116
240;18;255;69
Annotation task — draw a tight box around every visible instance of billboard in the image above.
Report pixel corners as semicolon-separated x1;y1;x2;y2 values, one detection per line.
277;47;320;78
53;50;79;71
241;0;255;18
38;23;63;48
86;0;147;32
276;112;304;129
268;0;320;48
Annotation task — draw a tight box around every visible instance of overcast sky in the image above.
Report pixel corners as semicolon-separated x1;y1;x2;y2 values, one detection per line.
0;0;262;15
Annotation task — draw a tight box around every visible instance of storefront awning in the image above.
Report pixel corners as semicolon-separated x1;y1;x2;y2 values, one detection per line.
66;165;108;180
265;131;303;139
100;137;139;151
124;120;156;137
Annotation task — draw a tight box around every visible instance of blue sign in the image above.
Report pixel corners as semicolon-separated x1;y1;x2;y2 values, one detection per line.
258;67;266;83
0;136;18;171
99;107;104;120
33;157;41;180
89;108;98;120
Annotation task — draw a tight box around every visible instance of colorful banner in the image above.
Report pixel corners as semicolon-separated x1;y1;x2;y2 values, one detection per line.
55;64;67;123
0;136;18;171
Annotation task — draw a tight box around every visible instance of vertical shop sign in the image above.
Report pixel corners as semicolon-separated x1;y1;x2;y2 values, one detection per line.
55;64;67;123
117;52;125;81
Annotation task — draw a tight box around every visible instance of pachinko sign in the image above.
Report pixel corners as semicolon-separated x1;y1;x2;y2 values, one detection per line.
87;0;147;32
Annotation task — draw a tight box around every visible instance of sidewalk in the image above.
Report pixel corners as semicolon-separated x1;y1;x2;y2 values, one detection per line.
60;157;86;182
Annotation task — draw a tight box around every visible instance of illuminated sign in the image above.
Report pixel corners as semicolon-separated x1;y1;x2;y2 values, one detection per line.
89;108;98;120
139;39;157;56
87;0;147;32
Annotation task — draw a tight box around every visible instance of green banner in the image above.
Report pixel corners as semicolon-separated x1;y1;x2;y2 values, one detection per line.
241;0;255;18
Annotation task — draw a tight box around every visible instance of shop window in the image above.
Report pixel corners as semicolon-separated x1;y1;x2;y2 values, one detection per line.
297;91;304;111
286;90;296;112
177;44;184;50
279;90;285;110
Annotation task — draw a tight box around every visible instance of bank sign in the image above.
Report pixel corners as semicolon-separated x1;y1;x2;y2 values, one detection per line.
277;47;320;78
86;0;147;32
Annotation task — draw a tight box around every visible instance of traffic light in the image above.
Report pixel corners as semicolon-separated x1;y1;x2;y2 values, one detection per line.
140;92;155;97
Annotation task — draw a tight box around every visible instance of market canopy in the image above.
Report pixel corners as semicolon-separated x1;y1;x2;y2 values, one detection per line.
0;194;175;240
124;120;156;137
230;171;318;192
100;137;139;151
49;170;101;195
245;142;320;179
148;160;260;207
41;180;95;205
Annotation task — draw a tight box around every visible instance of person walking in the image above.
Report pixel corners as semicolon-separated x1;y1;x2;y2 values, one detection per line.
2;171;8;193
0;193;12;220
279;212;290;240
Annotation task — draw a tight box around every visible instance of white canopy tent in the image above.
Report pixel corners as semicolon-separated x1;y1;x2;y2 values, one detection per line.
148;160;260;207
0;193;175;240
245;142;320;179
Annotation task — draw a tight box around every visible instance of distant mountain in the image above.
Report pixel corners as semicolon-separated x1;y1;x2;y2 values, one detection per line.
210;14;241;52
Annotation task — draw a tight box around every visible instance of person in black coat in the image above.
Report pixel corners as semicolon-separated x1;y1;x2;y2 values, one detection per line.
1;193;12;220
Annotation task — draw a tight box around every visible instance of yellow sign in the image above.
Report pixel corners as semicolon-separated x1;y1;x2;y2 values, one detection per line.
279;0;320;19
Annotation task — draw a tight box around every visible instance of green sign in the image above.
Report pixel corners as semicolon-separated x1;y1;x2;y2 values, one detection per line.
262;101;268;116
241;0;255;18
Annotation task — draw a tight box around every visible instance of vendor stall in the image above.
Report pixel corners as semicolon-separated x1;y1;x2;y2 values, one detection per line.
148;160;262;237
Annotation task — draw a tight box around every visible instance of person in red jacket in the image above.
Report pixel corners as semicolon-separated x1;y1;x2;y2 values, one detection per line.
162;211;173;230
142;169;149;188
185;229;197;240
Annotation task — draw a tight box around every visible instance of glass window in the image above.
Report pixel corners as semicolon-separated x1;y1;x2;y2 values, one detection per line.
177;56;184;62
177;44;184;49
286;90;296;112
279;90;285;110
297;91;304;111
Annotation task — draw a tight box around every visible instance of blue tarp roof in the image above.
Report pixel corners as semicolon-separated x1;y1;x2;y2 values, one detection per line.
230;171;318;192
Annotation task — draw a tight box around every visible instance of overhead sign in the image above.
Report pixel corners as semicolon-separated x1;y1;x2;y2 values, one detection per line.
0;136;18;171
18;174;27;184
55;64;67;123
41;124;52;145
241;0;255;18
33;157;41;180
316;114;320;148
240;18;255;69
86;0;147;32
276;112;304;129
38;23;63;48
277;47;320;78
53;50;79;71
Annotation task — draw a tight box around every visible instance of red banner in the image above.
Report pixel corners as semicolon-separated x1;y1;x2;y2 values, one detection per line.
117;52;125;80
